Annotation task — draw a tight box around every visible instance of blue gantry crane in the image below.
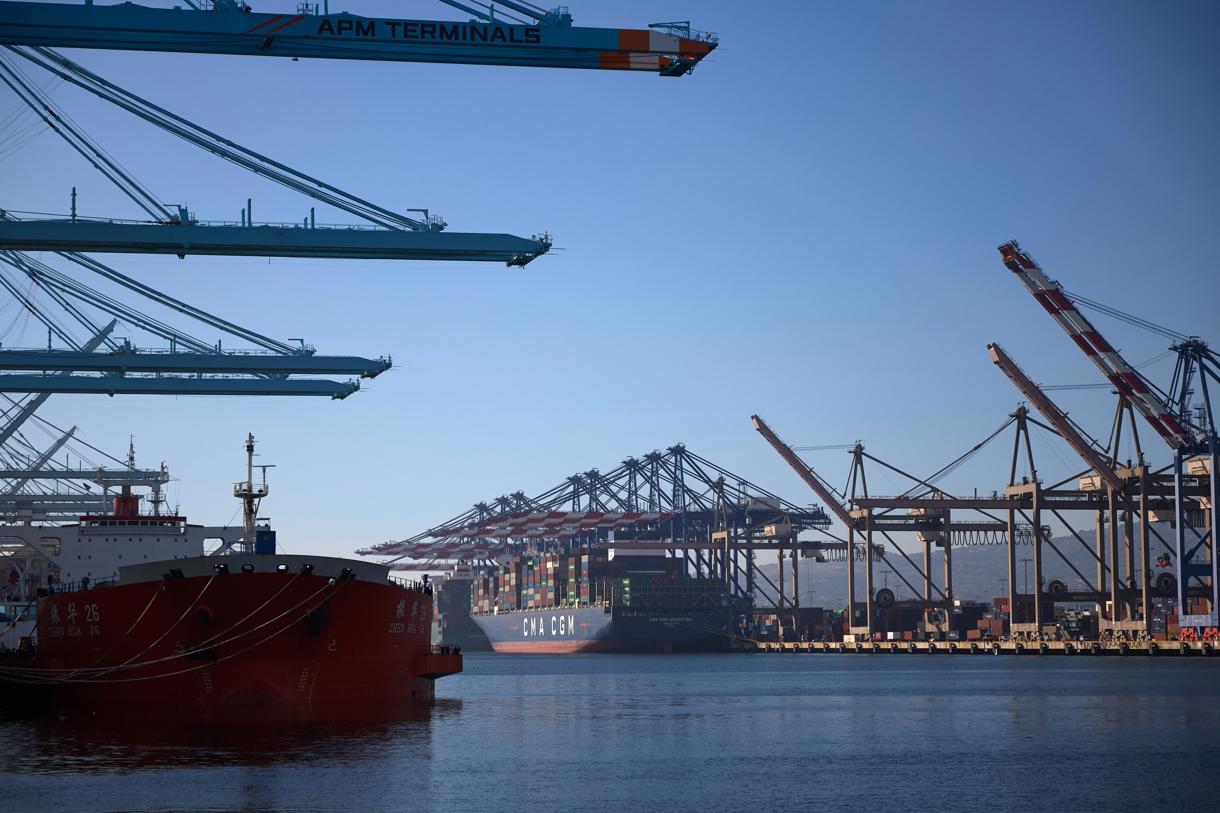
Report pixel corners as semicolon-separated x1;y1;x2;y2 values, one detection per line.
0;0;717;263
0;0;714;400
0;233;392;396
0;0;717;76
0;45;551;264
0;401;173;520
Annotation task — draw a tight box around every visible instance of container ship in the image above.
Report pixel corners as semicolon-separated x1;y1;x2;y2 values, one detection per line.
466;547;742;653
0;436;460;718
435;564;491;651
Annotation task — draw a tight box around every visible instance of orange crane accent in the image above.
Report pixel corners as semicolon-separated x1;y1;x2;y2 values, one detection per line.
997;240;1192;450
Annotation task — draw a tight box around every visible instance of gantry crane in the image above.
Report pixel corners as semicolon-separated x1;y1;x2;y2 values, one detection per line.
0;0;717;260
0;239;390;396
753;414;1003;638
0;0;715;540
361;443;832;622
0;0;716;76
0;402;172;521
0;46;550;265
0;0;715;400
997;240;1217;625
988;342;1155;628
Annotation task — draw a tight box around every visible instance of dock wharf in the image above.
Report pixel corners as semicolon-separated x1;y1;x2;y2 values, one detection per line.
749;640;1219;656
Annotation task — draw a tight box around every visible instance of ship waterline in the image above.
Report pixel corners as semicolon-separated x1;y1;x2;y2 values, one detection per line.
471;604;736;653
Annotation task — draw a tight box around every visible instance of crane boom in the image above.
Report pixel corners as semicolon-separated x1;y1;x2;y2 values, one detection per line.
751;414;853;526
0;1;716;76
3;426;75;495
0;219;550;265
986;343;1126;492
997;240;1192;450
0;320;114;446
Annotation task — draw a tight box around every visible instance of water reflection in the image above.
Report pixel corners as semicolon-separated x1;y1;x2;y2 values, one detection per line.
1;699;461;774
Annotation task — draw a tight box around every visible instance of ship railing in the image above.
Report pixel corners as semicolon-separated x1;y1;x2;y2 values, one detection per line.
40;577;117;596
2;209;402;232
388;574;429;592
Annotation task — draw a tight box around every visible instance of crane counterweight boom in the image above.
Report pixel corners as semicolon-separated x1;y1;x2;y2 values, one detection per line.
997;240;1193;450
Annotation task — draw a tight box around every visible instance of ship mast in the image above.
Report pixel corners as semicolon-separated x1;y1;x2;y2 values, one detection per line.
233;433;269;554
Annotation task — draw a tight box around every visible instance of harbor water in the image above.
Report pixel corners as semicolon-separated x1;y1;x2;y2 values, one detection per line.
3;653;1219;812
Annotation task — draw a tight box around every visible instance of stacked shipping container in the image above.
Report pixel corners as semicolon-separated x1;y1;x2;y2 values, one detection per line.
470;549;612;613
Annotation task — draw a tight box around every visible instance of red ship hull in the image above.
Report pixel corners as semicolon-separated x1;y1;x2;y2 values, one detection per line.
0;557;461;720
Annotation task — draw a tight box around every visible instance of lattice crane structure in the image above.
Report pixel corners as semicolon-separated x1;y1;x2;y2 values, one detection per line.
748;243;1215;640
358;444;831;614
996;240;1217;628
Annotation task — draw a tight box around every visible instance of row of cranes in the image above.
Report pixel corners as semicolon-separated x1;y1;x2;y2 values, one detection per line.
753;241;1215;639
365;240;1214;637
0;1;714;523
0;405;169;522
360;443;835;614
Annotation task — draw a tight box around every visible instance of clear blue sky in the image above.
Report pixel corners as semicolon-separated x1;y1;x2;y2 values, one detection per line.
2;0;1218;556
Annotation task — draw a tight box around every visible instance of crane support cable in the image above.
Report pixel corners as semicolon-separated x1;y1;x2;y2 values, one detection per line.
0;50;172;222
0;247;116;350
0;265;79;348
57;250;296;355
900;415;1017;497
12;46;432;232
1062;288;1188;342
0;394;130;468
436;0;532;25
25;269;111;349
0;251;215;353
998;241;1193;451
0;211;295;354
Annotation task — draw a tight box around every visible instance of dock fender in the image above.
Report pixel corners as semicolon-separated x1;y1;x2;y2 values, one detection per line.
991;643;1001;655
1039;642;1049;654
